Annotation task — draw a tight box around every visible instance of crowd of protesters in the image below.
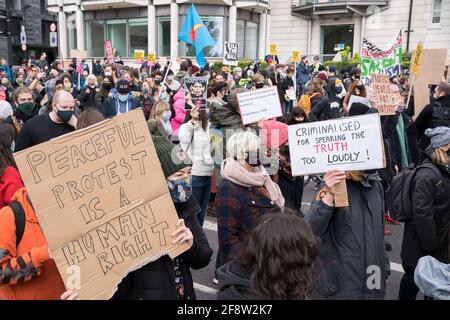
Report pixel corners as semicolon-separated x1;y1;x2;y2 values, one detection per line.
0;51;449;301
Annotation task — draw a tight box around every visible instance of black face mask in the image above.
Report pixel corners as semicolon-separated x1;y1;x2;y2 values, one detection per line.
245;150;262;167
222;94;229;103
102;83;112;90
356;85;364;91
155;79;162;85
56;109;74;123
255;83;264;89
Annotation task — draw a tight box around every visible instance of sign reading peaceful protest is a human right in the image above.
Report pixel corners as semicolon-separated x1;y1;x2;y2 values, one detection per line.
288;113;385;176
237;87;283;125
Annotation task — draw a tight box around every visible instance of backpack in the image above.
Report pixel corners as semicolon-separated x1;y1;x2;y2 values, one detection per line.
8;195;33;248
431;101;450;128
386;163;442;223
298;92;320;115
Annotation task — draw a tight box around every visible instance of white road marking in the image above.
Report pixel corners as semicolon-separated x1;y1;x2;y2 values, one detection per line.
390;262;405;273
194;282;218;295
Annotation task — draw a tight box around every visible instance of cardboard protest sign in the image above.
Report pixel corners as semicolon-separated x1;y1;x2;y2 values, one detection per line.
70;49;88;59
269;44;279;56
134;49;145;65
105;41;114;64
348;95;370;111
361;30;402;85
13;109;189;300
184;76;208;111
223;42;239;66
237;86;283;125
369;73;396;115
288;113;385;176
292;50;301;63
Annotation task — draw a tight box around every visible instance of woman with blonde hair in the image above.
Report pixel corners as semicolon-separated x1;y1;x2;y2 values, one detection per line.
305;167;388;300
147;100;172;139
399;127;450;300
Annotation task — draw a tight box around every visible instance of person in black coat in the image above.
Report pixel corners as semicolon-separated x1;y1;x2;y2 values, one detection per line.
101;80;141;118
112;136;213;300
217;211;319;300
78;74;98;111
399;127;450;300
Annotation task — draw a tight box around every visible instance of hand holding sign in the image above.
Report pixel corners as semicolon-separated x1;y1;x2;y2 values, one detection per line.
171;219;193;248
322;170;347;206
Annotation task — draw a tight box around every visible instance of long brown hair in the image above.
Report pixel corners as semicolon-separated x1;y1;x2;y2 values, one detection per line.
239;212;320;300
76;107;105;130
0;123;18;179
432;146;450;166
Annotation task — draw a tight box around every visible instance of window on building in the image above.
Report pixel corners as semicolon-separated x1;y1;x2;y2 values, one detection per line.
129;18;148;57
42;21;51;47
432;0;442;24
245;21;258;59
107;20;127;58
158;17;171;57
86;20;105;57
236;20;245;59
67;18;77;54
11;0;22;11
182;16;224;58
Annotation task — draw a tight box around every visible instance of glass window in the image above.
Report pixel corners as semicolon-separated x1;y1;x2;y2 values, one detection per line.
129;18;148;57
245;22;258;59
236;20;245;59
11;0;22;11
67;19;77;53
86;21;105;57
182;16;224;58
107;20;127;58
432;0;442;24
158;17;171;57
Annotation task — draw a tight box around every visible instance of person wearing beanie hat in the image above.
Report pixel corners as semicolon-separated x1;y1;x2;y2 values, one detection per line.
112;135;213;300
315;71;328;82
399;125;450;300
101;79;141;118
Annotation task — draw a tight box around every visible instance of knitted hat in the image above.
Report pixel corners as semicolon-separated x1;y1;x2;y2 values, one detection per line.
328;65;337;74
425;127;450;149
260;120;289;149
117;79;130;94
316;71;328;82
151;135;191;178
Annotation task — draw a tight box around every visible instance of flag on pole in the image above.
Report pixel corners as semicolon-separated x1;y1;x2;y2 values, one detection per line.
178;4;216;68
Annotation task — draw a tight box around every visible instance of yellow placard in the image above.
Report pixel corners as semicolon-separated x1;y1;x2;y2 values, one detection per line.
148;54;157;63
134;49;145;64
269;43;279;56
411;42;424;74
292;50;301;63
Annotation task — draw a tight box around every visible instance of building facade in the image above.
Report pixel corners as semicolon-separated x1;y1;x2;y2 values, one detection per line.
0;0;57;64
46;0;270;63
271;0;450;62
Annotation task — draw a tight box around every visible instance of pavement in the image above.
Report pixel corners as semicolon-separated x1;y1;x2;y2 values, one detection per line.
192;183;417;300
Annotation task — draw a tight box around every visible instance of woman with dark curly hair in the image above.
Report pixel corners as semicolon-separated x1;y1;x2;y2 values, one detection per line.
217;210;320;300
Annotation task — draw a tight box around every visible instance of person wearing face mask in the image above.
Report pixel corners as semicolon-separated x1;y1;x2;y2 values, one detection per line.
214;131;285;284
112;135;212;300
251;73;266;90
13;74;25;89
15;91;77;151
78;74;98;111
399;127;450;300
147;101;173;139
228;67;242;89
101;79;141;118
415;82;450;156
95;75;114;110
0;76;13;103
343;67;362;91
9;87;40;133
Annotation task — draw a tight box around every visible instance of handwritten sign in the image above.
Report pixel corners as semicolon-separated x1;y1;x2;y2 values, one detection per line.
292;50;301;63
269;43;279;56
369;74;396;115
411;42;424;75
288;113;385;176
237;87;283;125
148;53;157;63
134;49;145;65
223;42;239;66
13;110;189;300
105;41;114;64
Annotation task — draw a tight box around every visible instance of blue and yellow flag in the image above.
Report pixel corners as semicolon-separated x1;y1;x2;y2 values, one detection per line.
178;4;216;68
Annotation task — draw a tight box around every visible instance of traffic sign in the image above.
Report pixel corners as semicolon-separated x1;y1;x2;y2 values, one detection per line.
20;31;27;45
21;44;27;51
50;23;57;32
50;32;58;47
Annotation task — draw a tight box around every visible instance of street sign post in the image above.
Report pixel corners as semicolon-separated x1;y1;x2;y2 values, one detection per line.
50;32;58;47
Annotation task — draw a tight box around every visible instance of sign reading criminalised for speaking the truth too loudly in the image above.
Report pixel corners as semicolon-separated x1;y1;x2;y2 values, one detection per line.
13;109;189;300
288;113;386;176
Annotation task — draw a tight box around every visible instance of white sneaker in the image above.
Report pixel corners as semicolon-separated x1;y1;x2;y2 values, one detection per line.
213;278;219;285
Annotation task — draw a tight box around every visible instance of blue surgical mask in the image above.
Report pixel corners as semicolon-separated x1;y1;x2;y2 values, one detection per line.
167;176;192;203
118;94;128;102
162;110;172;121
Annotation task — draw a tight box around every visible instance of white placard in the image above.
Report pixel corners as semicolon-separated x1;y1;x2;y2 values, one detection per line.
348;95;370;111
223;42;239;66
288;113;385;176
237;87;283;125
